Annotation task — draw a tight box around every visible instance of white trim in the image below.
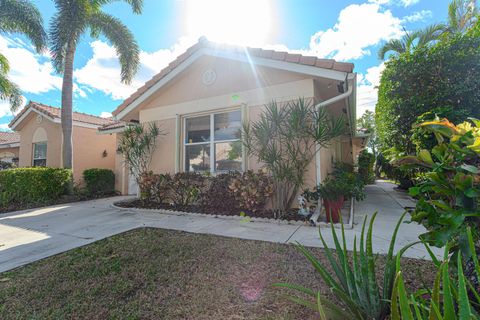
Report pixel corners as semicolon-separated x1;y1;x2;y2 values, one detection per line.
10;106;109;130
0;143;19;149
9;108;55;130
116;47;350;120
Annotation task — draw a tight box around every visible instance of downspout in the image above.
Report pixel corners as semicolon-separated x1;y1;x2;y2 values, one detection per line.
311;75;354;226
174;114;181;173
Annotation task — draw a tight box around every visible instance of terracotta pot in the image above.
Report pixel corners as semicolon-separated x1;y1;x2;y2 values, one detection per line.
324;196;344;223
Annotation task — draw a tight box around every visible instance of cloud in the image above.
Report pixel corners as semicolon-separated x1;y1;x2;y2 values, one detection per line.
0;123;11;131
357;62;385;117
0;35;86;99
0;97;26;119
369;0;420;7
74;37;196;100
307;3;403;61
99;111;112;118
402;10;432;23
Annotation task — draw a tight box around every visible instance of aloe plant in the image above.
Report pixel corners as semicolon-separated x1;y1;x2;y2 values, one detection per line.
274;212;412;319
391;227;480;319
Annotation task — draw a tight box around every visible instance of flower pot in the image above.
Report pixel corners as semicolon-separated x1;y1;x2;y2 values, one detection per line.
324;196;344;223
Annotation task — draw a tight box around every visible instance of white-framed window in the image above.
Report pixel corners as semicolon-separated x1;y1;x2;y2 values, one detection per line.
32;142;47;167
184;109;243;173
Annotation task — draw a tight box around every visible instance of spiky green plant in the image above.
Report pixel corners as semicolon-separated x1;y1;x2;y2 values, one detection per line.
118;123;162;183
391;227;480;319
242;98;344;217
274;212;412;319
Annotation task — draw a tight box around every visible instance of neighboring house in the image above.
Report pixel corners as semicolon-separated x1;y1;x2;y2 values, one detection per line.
9;101;118;182
0;131;20;165
104;38;366;195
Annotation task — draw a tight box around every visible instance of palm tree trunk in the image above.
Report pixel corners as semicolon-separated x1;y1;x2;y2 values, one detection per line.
61;43;75;169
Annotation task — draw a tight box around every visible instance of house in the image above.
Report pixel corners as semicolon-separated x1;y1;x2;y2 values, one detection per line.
0;131;20;165
104;37;364;195
9;101;118;182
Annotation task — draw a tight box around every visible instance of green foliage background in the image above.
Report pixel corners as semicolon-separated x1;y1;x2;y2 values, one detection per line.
376;21;480;154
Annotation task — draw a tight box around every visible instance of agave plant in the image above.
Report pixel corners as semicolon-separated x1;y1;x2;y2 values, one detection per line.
274;212;413;319
390;227;480;319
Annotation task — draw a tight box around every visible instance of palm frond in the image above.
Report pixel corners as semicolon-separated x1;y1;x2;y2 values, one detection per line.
0;72;23;112
91;0;143;14
417;23;446;47
88;12;140;84
0;0;47;52
0;52;9;74
378;39;406;60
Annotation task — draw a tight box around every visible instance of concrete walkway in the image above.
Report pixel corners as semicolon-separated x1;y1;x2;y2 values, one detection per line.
0;181;437;273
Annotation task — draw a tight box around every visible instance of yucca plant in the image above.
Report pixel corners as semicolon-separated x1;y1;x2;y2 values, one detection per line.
391;227;480;319
274;212;412;319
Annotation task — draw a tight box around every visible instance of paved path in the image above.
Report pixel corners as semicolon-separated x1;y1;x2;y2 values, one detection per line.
0;181;439;273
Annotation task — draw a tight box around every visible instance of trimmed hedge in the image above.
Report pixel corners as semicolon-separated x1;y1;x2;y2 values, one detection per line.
0;168;72;208
358;150;375;185
83;168;115;196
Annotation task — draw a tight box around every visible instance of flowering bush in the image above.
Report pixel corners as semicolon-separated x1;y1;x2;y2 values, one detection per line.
398;118;480;255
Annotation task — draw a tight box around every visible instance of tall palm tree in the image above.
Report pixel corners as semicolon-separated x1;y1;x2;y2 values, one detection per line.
0;0;47;111
378;24;445;60
446;0;477;34
50;0;142;169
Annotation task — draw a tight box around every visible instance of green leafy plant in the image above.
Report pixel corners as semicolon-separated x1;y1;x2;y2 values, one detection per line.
398;118;480;256
202;172;240;213
118;123;163;185
228;169;273;213
274;212;410;319
358;150;376;185
138;171;171;204
390;227;480;319
83;168;115;197
0;167;72;208
243;98;344;217
170;172;207;207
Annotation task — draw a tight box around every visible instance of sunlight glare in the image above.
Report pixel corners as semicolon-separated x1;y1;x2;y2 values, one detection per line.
185;0;272;47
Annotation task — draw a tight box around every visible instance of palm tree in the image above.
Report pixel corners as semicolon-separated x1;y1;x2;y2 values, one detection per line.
0;0;47;111
378;24;445;60
49;0;142;169
446;0;477;34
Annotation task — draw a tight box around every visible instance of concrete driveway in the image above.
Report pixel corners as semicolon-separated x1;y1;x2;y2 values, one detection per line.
0;181;439;273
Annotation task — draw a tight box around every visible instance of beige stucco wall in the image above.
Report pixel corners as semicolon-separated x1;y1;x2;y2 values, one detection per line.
18;113;62;168
17;113;116;183
115;55;355;195
71;126;117;183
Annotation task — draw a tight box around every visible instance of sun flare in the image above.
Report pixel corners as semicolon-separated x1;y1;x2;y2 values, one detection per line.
185;0;272;47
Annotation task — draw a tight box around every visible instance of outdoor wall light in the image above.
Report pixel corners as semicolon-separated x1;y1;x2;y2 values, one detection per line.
102;150;108;158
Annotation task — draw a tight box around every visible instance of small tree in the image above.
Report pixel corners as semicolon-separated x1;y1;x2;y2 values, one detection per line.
243;98;344;217
118;123;162;183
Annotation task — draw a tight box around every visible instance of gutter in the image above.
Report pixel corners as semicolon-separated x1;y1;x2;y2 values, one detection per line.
310;74;356;226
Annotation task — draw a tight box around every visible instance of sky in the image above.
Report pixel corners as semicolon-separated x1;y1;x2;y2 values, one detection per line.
0;0;452;130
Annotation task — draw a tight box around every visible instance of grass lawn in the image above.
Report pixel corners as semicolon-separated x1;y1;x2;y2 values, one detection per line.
0;228;435;319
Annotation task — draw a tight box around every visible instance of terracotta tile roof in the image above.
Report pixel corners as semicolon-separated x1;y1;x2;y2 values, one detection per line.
112;37;355;117
9;101;117;128
0;131;19;145
98;121;127;132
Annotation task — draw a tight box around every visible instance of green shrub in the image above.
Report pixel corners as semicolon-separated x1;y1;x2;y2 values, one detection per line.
0;167;72;208
138;171;171;203
83;168;115;197
170;172;207;207
376;21;480;155
228;170;274;213
358;150;375;185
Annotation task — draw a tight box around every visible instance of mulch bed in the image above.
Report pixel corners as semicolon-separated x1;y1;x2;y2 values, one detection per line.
0;228;436;319
115;198;308;221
